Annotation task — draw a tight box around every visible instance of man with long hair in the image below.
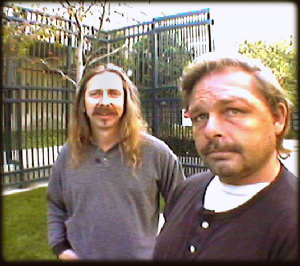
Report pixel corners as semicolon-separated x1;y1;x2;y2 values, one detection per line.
47;63;185;260
153;52;298;261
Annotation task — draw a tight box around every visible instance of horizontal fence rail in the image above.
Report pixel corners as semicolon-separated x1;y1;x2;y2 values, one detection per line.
2;85;72;188
2;5;214;188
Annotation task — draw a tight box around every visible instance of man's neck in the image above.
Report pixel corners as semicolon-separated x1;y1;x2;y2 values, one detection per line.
91;128;120;152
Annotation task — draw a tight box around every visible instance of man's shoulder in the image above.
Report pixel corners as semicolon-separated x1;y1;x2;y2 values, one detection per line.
181;171;214;188
141;133;174;153
53;143;71;165
142;133;166;145
271;165;298;209
172;171;214;199
165;171;214;217
281;165;298;188
58;143;71;156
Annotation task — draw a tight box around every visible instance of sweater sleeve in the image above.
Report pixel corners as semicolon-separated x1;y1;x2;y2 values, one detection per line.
268;201;298;260
157;144;186;212
275;220;298;260
46;148;71;255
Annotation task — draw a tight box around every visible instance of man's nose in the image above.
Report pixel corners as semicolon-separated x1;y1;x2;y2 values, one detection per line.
204;114;223;139
100;92;111;106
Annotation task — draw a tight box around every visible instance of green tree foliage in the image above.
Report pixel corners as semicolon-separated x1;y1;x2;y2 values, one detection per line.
238;37;297;107
2;24;34;57
2;4;63;58
123;33;193;92
2;2;107;89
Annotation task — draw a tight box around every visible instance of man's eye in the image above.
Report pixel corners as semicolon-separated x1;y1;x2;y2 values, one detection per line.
110;91;121;97
227;108;242;115
191;113;208;124
89;92;99;97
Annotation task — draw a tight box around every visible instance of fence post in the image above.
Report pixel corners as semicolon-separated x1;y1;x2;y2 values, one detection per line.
207;10;215;52
150;19;159;136
16;86;25;188
4;59;13;163
66;45;72;133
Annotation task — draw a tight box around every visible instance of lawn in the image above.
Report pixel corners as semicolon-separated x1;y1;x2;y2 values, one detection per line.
2;187;56;261
2;186;166;261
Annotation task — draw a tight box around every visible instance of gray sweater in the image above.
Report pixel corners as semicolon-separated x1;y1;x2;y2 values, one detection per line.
47;133;185;260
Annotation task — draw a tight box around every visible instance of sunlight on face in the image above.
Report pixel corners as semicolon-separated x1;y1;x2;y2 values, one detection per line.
84;71;125;131
189;68;279;184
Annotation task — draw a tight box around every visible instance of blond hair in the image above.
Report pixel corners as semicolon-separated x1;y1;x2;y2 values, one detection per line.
68;63;148;168
180;52;293;158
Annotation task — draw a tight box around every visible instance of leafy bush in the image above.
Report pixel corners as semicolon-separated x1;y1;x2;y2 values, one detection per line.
238;37;297;107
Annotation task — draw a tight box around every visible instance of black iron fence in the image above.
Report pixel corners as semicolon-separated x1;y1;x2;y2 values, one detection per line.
2;85;72;187
2;5;214;188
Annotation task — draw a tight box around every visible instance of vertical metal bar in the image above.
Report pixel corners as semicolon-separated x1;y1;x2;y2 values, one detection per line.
66;45;72;141
41;45;47;181
16;82;25;188
136;26;140;88
151;19;159;136
65;19;73;160
35;87;40;173
207;10;214;52
23;54;30;174
24;88;29;173
56;80;60;156
107;32;111;64
51;86;55;165
30;65;35;180
171;28;175;85
5;61;14;163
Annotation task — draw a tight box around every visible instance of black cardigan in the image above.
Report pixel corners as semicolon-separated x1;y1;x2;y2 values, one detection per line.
154;164;298;261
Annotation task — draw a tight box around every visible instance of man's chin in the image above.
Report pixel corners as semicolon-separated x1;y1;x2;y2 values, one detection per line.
207;161;240;179
93;120;118;130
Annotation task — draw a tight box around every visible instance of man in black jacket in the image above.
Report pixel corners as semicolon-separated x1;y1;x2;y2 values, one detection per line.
153;52;298;261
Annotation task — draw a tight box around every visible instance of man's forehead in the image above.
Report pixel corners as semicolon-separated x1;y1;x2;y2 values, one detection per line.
86;72;123;90
188;69;267;111
195;68;254;89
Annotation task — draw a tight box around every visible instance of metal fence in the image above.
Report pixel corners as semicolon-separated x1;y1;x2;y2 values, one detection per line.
2;5;214;188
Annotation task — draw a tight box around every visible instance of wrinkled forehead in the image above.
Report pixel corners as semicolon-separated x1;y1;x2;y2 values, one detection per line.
192;68;254;95
187;68;267;112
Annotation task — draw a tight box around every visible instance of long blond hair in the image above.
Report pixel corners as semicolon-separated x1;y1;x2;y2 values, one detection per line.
68;63;148;168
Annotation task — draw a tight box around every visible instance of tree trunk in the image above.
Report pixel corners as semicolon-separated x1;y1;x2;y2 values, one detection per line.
76;31;84;92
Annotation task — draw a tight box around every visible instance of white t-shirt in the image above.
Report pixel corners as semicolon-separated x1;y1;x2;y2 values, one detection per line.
204;176;270;212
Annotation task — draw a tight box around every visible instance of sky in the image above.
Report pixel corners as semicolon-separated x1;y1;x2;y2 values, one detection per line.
104;1;297;52
13;1;297;52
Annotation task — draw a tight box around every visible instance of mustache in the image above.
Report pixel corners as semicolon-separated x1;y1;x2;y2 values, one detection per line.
200;140;242;156
92;105;117;115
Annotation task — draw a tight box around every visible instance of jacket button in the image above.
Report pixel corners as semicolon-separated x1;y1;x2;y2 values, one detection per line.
189;245;196;253
201;221;210;229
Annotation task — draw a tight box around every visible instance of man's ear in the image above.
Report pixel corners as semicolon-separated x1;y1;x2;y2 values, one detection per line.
274;102;288;135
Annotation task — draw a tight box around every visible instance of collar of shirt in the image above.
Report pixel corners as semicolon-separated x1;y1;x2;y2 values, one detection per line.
204;176;270;213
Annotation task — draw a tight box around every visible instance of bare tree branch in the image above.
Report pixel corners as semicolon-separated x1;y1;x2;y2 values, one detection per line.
97;0;107;34
82;43;128;76
39;58;77;87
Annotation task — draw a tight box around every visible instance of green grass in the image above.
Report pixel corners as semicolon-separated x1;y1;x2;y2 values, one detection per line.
2;187;165;261
2;187;56;261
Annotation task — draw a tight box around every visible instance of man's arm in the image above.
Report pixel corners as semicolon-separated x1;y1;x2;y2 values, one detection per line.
46;154;78;259
157;145;186;215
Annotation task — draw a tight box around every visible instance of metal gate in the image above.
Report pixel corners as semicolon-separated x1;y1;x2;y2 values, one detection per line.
2;5;214;188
